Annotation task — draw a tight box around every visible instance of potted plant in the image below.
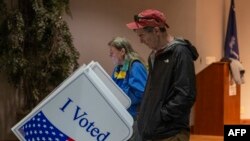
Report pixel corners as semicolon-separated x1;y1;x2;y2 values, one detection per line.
0;0;79;119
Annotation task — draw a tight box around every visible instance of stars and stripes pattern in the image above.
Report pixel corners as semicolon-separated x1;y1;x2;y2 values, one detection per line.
19;111;74;141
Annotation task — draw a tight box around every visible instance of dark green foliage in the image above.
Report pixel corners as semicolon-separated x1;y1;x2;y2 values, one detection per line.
0;0;79;112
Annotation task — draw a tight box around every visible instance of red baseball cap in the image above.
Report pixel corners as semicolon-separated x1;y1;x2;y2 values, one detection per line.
126;9;169;29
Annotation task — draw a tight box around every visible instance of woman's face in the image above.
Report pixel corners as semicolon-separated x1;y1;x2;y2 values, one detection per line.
109;46;125;65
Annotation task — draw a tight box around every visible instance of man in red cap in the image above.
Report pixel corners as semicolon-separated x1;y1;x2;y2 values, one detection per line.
127;9;199;141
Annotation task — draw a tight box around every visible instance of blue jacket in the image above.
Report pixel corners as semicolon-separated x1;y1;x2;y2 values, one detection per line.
112;60;147;118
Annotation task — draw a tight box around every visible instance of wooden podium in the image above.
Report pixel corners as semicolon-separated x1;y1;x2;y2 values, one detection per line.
193;62;240;135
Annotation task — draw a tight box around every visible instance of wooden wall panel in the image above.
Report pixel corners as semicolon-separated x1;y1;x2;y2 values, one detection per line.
194;62;240;135
0;73;20;140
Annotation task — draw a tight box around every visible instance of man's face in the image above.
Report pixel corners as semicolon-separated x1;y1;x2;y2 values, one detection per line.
135;28;159;50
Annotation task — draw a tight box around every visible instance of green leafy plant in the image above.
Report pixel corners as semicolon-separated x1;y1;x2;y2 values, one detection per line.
0;0;79;116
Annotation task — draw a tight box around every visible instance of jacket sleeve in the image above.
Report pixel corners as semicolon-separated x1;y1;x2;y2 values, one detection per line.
127;61;148;105
161;46;196;121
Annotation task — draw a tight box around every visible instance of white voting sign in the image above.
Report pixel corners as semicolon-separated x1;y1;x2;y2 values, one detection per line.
12;62;133;141
88;61;131;109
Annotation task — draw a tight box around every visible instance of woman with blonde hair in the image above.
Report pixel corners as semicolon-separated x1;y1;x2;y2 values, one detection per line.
108;36;147;141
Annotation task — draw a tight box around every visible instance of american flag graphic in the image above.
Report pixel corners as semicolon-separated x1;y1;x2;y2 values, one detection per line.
19;111;74;141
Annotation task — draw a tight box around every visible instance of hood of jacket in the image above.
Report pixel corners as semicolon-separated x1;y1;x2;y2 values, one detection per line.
167;38;199;61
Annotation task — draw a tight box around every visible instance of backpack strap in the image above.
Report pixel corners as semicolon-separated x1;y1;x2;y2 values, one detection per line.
114;59;141;79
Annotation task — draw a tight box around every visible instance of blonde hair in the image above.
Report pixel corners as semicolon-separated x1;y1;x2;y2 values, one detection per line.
108;37;145;63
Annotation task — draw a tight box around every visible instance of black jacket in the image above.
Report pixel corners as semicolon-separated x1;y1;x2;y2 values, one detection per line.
137;38;199;140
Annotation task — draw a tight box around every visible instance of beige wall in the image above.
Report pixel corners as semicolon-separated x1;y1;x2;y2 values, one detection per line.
195;0;225;72
63;0;196;74
1;0;250;139
235;0;250;119
65;0;250;119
